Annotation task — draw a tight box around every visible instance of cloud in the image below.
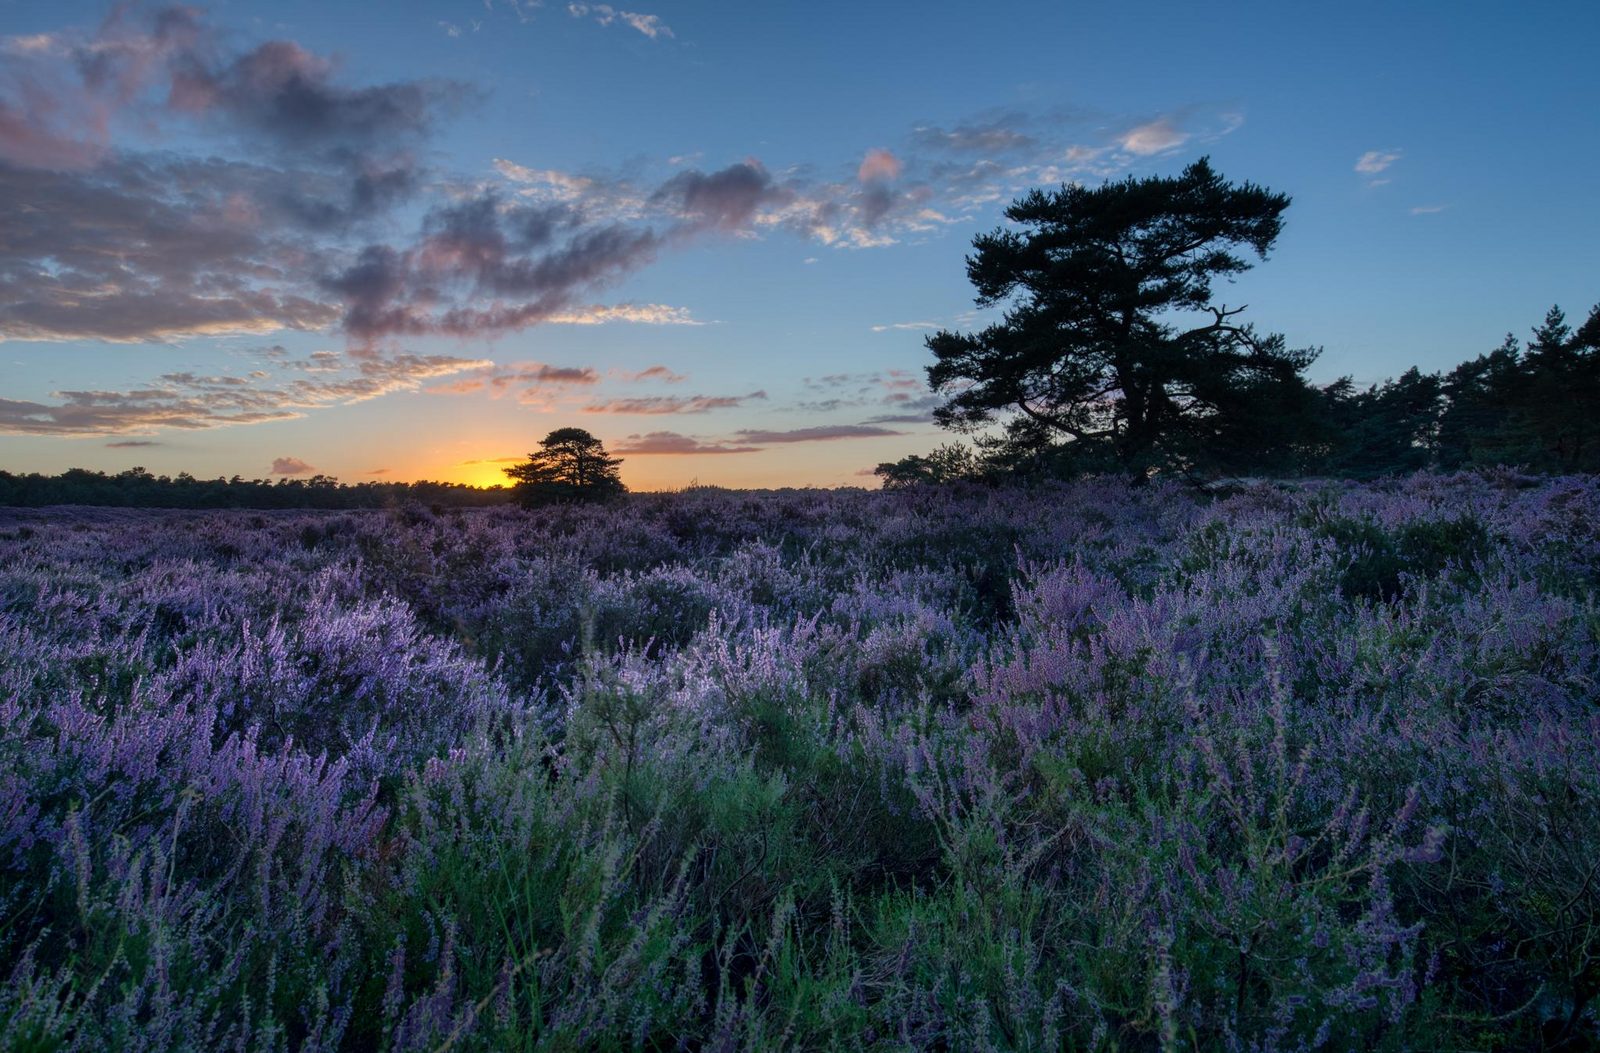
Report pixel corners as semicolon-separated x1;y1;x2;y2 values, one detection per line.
426;361;601;396
911;114;1036;154
732;424;902;444
612;431;761;455
870;321;939;332
653;161;785;231
367;467;390;474
322;215;664;342
545;303;703;325
583;390;768;414
106;439;161;448
173;40;469;161
793;371;935;415
566;3;674;39
613;423;905;454
620;365;687;382
862;412;935;424
0;6;206;170
1409;204;1448;215
858;148;903;183
0;154;359;342
4;8;1261;360
1116;118;1189;156
271;456;315;475
805;369;923;393
0;349;488;436
0;6;466;174
0;12;475;344
1355;149;1402;175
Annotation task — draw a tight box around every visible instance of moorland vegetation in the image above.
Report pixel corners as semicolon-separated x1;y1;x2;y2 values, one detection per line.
1;474;1598;1048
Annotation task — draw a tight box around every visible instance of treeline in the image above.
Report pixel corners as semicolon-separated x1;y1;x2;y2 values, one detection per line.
0;467;514;509
1321;303;1599;478
881;301;1599;487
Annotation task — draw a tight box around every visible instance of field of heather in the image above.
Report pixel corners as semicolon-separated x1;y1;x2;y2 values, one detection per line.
2;474;1597;1051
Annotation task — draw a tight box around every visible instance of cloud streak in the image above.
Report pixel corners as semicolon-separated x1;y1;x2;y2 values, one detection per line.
0;349;488;436
612;431;761;455
1117;118;1189;156
584;390;768;415
1355;149;1402;174
611;422;909;456
732;424;902;444
565;3;674;39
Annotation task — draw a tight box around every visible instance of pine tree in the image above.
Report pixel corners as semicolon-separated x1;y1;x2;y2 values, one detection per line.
504;428;626;506
923;158;1320;482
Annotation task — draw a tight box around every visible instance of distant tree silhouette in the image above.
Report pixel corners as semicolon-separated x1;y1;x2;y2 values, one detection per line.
1435;334;1525;471
504;428;626;506
0;467;512;509
1319;367;1444;478
924;158;1320;482
1513;305;1600;471
1430;304;1600;473
873;443;978;489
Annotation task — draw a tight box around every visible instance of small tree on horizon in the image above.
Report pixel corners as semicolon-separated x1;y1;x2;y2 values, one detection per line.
504;428;626;506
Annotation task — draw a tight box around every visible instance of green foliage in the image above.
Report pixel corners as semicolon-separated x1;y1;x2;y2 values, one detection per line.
1308;512;1493;603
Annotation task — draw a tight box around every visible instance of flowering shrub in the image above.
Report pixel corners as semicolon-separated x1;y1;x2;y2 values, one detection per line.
0;473;1595;1049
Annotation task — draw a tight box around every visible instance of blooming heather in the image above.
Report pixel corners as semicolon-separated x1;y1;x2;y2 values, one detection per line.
0;473;1596;1049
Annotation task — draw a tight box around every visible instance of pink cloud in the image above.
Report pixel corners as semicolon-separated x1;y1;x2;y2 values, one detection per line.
857;147;902;183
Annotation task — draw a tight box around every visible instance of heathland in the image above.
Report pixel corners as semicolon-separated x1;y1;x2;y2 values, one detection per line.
1;474;1597;1049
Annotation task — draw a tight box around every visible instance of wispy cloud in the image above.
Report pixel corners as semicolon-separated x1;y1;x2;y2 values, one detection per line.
618;365;687;383
613;422;907;455
1409;204;1449;215
546;303;704;326
862;412;935;425
1117;118;1189;156
1355;149;1402;175
612;431;761;455
565;3;674;39
732;424;902;444
869;321;939;332
911;112;1036;154
584;390;768;415
426;362;601;397
0;350;488;436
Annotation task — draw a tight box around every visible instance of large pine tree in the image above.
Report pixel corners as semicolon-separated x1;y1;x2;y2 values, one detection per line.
924;158;1321;482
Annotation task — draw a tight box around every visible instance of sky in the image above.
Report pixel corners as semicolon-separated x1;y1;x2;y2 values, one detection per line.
1;0;1596;490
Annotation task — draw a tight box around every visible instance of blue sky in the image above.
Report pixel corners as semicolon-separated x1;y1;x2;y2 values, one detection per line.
1;0;1596;488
